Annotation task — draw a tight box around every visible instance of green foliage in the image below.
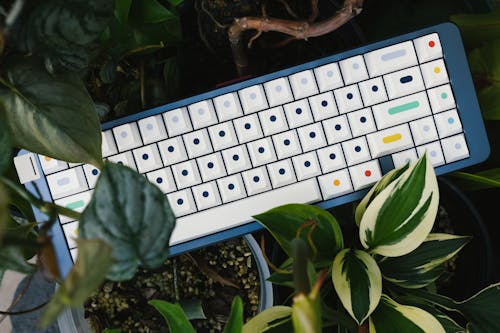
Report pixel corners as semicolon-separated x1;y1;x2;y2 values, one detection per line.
452;170;500;190
0;183;7;241
0;58;103;167
451;10;500;48
242;306;293;333
149;300;196;333
79;162;176;281
0;244;37;276
39;239;112;328
223;296;244;333
0;102;10;176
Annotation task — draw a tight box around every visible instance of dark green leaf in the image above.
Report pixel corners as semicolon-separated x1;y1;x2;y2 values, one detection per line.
167;0;185;6
130;0;175;24
452;170;500;190
478;83;500;120
40;239;112;328
242;306;293;333
2;216;39;260
253;204;343;266
79;162;176;280
379;233;470;288
0;59;103;167
0;102;11;176
149;300;196;333
179;299;206;320
460;283;500;333
114;0;132;24
0;245;37;275
451;10;500;48
0;182;7;240
224;296;243;333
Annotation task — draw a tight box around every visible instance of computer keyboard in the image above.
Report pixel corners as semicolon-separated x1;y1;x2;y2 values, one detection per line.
14;22;489;277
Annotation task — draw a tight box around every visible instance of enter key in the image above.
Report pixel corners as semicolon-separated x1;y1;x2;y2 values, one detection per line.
367;124;414;158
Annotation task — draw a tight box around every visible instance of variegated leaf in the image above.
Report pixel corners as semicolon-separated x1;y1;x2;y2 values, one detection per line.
242;306;293;333
378;233;470;288
332;249;381;325
369;295;446;333
359;154;439;257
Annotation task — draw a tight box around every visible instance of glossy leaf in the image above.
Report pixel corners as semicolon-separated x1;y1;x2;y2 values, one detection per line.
369;295;446;333
0;245;37;275
359;154;439;257
130;0;175;24
452;170;500;190
253;204;343;266
0;59;103;167
460;283;500;333
167;0;185;6
378;233;470;288
0;102;11;176
0;183;7;240
149;300;196;333
39;239;112;328
451;10;500;47
242;306;293;333
224;296;243;333
179;299;206;320
292;292;322;333
79;162;176;280
115;0;132;24
332;249;382;325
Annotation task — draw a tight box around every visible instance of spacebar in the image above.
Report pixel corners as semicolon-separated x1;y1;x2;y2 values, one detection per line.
170;178;322;245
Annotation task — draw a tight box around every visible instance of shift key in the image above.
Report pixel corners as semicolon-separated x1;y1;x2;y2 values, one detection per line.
372;92;431;130
46;167;88;199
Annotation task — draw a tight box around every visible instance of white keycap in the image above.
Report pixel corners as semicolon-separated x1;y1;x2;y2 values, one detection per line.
308;92;338;121
292;152;321;181
334;84;363;114
101;131;118;157
188;100;218;129
358;77;388;107
39;155;68;174
367;124;413;158
138;115;167;144
208;121;238;151
317;145;347;173
414;33;443;63
83;164;100;189
172;160;202;189
222;145;252;174
259;106;289;136
372;91;431;130
318;169;353;199
314;62;343;92
164;108;193;137
239;85;268;114
217;174;246;203
383;66;425;99
63;221;79;249
349;160;382;191
213;93;243;121
70;248;78;262
247;138;277;167
158;137;188;166
192;181;222;211
132;144;163;173
233;114;263;143
347;108;377;137
264;77;294;107
242;167;272;196
197;152;227;182
342;137;371;166
417;141;445;166
442;134;469;163
113;123;142;152
46;167;88;199
167;189;197;217
272;130;302;159
183;129;213;159
427;84;456;114
55;191;92;223
420;59;449;88
146;167;176;193
297;123;327;152
283;99;314;128
107;151;137;170
365;41;418;77
410;117;439;145
170;178;321;245
434;109;462;138
392;149;418;168
322;115;352;144
289;70;319;99
267;159;296;188
339;55;369;84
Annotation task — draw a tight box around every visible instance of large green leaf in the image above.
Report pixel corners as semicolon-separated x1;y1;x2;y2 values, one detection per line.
79;162;176;280
460;283;500;333
0;102;11;176
39;239;112;328
292;291;322;333
224;296;243;333
149;300;196;333
369;295;446;333
242;306;293;333
378;233;470;288
129;0;175;24
332;249;382;325
452;170;500;190
115;0;132;24
359;154;439;257
478;82;500;120
253;204;343;266
0;245;37;275
451;10;500;48
0;59;102;167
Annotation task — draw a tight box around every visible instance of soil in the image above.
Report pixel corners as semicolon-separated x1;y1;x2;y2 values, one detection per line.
84;237;260;333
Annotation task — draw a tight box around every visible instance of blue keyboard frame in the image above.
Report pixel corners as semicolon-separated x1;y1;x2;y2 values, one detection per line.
18;22;490;278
